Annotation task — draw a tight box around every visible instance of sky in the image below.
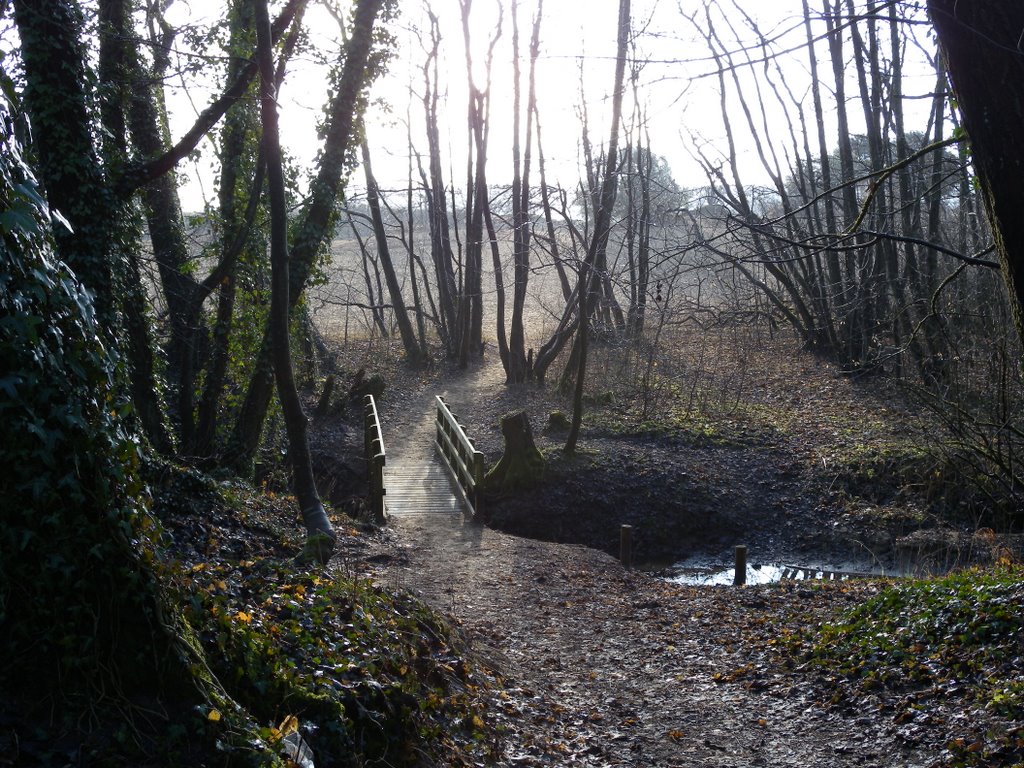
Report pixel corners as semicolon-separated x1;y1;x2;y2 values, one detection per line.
165;0;939;213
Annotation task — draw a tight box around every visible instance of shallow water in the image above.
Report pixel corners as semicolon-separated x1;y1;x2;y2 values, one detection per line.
660;554;896;586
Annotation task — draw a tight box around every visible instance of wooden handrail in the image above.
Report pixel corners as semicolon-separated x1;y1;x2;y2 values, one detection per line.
434;395;485;518
364;394;386;524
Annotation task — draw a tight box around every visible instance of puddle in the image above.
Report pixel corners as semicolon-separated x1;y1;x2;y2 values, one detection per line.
658;555;896;586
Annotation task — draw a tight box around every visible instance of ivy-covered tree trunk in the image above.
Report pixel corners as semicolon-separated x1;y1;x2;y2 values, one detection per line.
97;0;177;456
125;37;200;449
13;0;116;322
0;82;211;734
929;0;1024;350
194;0;263;458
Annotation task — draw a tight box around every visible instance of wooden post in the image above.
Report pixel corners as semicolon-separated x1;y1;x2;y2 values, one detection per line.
472;451;485;519
620;525;634;570
734;545;747;586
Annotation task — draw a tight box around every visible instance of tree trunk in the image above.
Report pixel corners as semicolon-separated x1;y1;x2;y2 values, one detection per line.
535;108;573;303
507;0;542;383
125;39;198;447
422;12;460;352
361;137;423;364
485;198;511;373
565;0;630;454
3;6;215;726
929;0;1024;349
255;0;335;563
346;206;391;337
458;0;497;367
227;0;386;472
14;0;116;322
401;117;430;356
97;0;176;455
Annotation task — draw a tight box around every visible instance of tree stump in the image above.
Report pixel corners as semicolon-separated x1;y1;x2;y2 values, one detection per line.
484;410;545;494
314;374;336;419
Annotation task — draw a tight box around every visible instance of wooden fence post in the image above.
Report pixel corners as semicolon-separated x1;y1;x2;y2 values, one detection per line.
620;525;634;570
734;545;747;585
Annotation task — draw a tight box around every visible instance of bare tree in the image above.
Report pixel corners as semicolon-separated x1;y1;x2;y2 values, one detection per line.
457;0;502;367
565;0;631;453
361;137;425;365
505;0;543;383
420;12;460;353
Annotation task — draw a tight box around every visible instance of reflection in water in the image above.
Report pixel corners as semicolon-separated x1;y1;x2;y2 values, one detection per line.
662;556;896;586
668;563;787;586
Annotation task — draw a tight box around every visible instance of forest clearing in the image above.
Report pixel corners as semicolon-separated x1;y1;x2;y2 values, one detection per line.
3;0;1024;766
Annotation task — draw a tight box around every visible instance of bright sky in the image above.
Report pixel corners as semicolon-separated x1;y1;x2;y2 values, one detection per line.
167;0;938;213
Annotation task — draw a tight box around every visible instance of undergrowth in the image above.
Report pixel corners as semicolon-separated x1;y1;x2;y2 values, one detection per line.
143;462;499;767
794;566;1024;767
179;559;497;767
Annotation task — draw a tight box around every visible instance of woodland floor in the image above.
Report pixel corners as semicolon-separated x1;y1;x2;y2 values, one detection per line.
315;331;1022;767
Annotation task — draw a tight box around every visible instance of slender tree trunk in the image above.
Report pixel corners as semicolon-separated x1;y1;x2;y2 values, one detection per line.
566;0;630;454
535;108;573;303
254;0;334;563
824;0;867;363
405;114;429;356
227;0;385;472
634;137;652;338
458;0;497;366
507;0;542;383
346;207;391;337
361;138;423;365
485;200;511;373
803;0;844;319
422;13;459;351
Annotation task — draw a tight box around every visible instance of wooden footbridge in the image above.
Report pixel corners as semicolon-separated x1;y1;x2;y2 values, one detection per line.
364;394;483;522
364;394;887;583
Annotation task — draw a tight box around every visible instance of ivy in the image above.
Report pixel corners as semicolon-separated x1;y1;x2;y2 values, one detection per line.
790;567;1024;765
0;80;157;689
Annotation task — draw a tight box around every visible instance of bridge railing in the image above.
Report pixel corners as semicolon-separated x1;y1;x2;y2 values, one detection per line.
364;394;386;524
435;395;485;518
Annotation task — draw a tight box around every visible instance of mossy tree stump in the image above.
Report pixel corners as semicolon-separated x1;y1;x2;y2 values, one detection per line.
485;411;546;494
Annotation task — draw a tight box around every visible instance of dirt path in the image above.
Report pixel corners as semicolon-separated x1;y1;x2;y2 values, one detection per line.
363;353;941;767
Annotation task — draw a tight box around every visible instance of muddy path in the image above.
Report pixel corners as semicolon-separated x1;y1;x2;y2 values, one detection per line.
358;352;940;767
